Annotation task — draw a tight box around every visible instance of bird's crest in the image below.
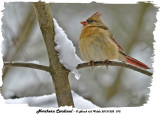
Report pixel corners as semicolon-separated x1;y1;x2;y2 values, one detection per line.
92;12;102;18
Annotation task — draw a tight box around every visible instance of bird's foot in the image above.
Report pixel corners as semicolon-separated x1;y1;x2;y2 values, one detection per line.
104;59;110;69
88;60;95;70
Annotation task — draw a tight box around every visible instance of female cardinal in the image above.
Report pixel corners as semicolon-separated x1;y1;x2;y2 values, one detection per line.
79;12;150;69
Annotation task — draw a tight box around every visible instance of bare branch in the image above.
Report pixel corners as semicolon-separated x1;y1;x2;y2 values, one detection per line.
3;60;152;77
77;61;152;76
33;2;74;107
3;62;50;72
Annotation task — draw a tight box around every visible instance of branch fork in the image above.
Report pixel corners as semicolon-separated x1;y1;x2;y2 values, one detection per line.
4;60;153;76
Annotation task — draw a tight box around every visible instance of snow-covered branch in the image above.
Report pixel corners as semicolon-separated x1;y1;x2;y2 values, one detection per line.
33;2;74;107
77;61;152;76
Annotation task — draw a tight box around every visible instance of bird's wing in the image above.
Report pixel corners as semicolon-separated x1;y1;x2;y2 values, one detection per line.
92;25;124;51
110;36;123;51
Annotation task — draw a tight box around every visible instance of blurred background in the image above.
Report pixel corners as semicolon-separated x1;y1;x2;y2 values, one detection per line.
1;2;157;107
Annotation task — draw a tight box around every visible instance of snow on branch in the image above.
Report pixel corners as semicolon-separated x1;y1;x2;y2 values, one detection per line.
33;2;74;107
53;18;82;80
52;18;152;78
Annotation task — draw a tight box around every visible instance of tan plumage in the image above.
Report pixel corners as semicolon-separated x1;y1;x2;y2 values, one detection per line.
79;12;150;69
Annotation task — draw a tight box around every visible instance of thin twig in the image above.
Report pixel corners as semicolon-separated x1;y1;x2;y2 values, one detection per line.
77;61;153;76
2;4;36;80
3;62;50;72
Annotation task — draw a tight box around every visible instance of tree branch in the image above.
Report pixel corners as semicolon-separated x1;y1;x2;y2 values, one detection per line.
33;2;74;107
77;61;152;76
3;60;152;77
3;62;50;72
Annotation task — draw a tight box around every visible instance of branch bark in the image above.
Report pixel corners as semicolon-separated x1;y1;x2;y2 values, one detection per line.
4;62;50;72
33;2;74;107
77;61;152;76
3;60;152;76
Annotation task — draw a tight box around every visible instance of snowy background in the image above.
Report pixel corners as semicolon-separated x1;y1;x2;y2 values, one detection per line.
1;2;157;108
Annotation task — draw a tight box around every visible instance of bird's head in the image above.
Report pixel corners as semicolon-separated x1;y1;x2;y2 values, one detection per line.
80;12;103;26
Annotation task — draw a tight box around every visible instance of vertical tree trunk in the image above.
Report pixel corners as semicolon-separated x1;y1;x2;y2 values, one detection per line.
33;2;74;107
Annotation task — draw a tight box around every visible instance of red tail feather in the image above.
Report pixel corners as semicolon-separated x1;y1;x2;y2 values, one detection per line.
125;56;150;69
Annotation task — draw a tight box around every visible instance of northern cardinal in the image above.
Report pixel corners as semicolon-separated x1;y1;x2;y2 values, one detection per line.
79;12;150;69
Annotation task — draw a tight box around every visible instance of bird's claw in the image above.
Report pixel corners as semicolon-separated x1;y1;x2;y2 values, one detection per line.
104;59;110;69
88;60;95;70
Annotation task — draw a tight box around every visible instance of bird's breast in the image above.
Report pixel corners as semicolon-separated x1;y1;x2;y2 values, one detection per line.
79;27;119;61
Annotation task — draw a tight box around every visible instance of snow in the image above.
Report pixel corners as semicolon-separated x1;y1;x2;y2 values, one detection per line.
6;91;99;109
27;61;40;64
53;18;83;80
5;61;40;64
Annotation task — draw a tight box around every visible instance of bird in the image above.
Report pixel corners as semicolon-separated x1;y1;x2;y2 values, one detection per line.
79;12;150;69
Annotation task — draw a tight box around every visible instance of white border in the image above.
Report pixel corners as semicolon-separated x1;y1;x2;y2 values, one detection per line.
0;0;160;114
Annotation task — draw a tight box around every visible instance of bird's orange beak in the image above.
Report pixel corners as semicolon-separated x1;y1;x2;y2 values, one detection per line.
80;21;88;26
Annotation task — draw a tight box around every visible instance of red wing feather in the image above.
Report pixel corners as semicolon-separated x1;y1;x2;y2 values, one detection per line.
111;37;123;51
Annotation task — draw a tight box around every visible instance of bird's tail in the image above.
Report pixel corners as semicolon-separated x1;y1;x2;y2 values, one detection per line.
125;55;150;69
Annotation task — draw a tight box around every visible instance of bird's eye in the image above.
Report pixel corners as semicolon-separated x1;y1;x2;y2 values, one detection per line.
87;19;94;23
